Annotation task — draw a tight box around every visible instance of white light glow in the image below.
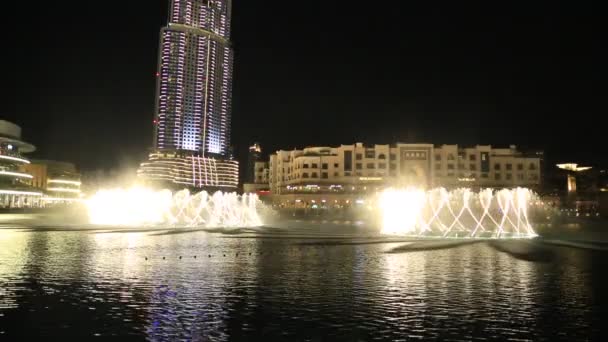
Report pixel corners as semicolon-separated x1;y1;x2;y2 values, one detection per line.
47;188;81;193
0;189;43;196
85;187;263;227
378;187;537;238
48;179;82;186
380;188;426;235
0;171;33;179
557;163;592;172
0;155;30;164
42;197;82;202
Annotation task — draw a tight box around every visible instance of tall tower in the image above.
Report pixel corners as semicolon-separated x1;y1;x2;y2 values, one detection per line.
139;0;238;190
154;0;233;156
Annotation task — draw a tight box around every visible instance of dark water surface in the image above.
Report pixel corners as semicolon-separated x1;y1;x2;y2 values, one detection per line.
1;224;608;340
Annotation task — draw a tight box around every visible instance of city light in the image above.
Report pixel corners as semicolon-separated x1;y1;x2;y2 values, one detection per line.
0;171;33;179
0;189;43;196
47;188;82;193
0;155;31;164
557;163;592;172
48;179;82;186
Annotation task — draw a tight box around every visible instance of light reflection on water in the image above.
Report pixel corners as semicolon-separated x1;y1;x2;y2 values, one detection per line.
0;226;606;340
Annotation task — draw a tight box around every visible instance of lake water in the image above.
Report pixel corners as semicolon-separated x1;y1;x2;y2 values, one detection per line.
1;222;607;340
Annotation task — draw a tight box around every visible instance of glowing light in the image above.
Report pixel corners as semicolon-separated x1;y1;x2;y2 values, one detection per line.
47;179;82;186
557;163;592;172
0;171;33;179
0;155;30;164
378;187;537;238
86;188;172;226
47;188;81;193
42;197;82;202
379;188;426;235
0;189;43;196
86;187;263;227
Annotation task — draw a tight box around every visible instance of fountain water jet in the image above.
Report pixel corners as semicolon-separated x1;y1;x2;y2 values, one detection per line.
86;187;263;227
379;187;538;238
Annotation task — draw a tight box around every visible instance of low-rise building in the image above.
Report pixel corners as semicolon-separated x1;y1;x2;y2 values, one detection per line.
21;160;82;205
0;120;43;208
243;161;270;194
269;143;542;206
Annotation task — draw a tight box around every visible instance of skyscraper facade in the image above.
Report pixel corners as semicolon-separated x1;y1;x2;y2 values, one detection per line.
155;0;233;156
139;0;238;190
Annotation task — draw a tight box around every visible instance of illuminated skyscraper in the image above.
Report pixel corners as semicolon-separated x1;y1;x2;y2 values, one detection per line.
139;0;238;190
154;0;233;155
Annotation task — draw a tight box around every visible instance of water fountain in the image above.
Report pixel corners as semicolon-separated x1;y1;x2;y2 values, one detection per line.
379;187;538;238
86;187;263;227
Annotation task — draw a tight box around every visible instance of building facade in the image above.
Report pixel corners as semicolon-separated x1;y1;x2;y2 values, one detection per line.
245;143;262;183
269;143;542;205
139;0;238;190
138;151;238;190
243;160;270;194
0;120;43;208
21;160;82;205
154;0;233;155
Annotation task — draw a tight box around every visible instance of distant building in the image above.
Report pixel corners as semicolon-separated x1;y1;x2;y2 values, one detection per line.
245;143;262;184
434;144;541;189
0;120;43;208
138;0;238;191
268;143;542;206
21;160;81;205
243;160;270;194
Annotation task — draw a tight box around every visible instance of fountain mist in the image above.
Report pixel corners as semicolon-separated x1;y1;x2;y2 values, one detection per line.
86;187;263;227
379;187;538;238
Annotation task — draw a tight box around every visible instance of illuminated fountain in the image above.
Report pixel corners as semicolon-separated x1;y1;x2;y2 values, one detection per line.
86;187;263;227
379;187;538;238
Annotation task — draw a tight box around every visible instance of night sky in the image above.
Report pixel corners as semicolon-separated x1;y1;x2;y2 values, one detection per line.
3;1;602;174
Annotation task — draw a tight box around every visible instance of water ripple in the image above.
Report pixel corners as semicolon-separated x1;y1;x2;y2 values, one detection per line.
0;228;606;340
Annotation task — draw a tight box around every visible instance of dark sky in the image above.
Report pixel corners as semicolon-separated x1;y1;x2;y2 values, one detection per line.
3;1;602;173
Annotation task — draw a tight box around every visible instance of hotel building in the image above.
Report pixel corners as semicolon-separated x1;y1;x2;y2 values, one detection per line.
269;143;541;205
138;0;238;190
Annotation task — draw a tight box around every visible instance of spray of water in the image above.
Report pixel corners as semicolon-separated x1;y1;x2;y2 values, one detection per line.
378;187;538;238
86;187;263;227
